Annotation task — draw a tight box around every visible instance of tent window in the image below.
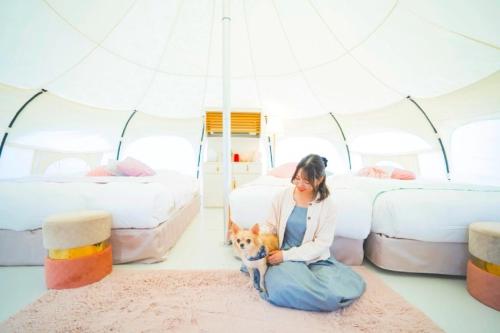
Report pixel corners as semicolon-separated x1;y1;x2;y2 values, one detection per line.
350;152;363;172
276;137;347;174
351;132;430;155
451;120;500;186
12;131;112;152
376;160;404;169
418;151;446;180
44;158;90;177
122;136;196;176
0;146;34;179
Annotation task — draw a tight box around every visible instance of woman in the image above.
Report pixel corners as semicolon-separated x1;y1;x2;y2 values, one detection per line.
260;154;365;311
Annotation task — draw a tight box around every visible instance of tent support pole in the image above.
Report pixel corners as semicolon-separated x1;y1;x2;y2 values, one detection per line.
329;112;352;171
196;117;205;179
407;96;450;180
116;110;138;160
0;89;46;159
264;115;274;168
222;0;232;244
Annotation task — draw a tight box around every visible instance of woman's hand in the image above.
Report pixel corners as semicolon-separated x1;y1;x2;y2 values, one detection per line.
267;250;283;265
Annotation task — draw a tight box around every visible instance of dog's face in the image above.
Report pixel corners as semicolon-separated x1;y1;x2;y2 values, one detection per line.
230;223;261;257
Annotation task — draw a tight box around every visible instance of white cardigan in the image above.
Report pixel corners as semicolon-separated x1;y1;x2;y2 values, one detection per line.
262;186;337;264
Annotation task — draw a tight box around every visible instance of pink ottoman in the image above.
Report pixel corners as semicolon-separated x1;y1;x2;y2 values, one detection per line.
466;260;500;310
467;222;500;311
42;211;113;289
45;245;113;289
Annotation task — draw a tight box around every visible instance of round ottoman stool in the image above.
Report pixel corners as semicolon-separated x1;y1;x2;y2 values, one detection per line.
42;211;113;289
467;222;500;311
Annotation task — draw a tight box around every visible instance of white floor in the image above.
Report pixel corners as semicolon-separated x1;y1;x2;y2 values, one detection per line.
1;208;499;332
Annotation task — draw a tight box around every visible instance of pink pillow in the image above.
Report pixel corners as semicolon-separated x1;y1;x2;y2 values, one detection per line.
86;166;113;177
357;167;390;179
357;166;416;180
391;168;416;180
117;157;155;177
268;162;298;178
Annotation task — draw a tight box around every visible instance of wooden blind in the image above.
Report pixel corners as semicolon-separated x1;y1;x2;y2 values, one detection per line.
206;111;261;136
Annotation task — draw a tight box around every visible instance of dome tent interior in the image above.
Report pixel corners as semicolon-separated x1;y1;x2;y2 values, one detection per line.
1;1;500;332
0;0;499;182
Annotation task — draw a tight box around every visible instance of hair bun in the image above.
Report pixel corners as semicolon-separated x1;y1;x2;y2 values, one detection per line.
321;157;328;167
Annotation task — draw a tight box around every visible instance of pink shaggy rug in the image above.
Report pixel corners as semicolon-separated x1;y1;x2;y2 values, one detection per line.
1;267;442;332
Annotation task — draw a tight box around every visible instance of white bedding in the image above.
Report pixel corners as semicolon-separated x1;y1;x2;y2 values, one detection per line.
370;185;500;243
0;170;199;231
229;176;373;240
329;175;500;242
229;175;500;242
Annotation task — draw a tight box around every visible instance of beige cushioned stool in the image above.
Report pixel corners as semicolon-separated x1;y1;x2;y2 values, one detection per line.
467;222;500;311
43;211;112;250
43;211;113;289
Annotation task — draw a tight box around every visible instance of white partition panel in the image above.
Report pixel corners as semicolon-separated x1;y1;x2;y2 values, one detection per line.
121;113;203;175
7;92;128;152
0;84;39;137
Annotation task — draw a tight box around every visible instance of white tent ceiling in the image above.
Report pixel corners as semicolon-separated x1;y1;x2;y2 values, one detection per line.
0;0;499;118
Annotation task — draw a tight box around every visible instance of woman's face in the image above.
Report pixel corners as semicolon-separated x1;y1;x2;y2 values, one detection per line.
293;169;325;194
292;169;314;193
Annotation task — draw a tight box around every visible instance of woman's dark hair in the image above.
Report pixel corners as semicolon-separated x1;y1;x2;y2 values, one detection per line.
291;154;330;202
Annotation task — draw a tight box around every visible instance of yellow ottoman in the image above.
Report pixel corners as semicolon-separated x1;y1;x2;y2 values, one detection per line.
467;222;500;311
42;211;113;289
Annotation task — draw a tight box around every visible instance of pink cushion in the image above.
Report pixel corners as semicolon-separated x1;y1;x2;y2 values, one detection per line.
86;166;113;177
357;167;390;179
467;260;500;310
268;162;298;178
117;157;155;177
391;168;416;180
45;245;112;289
357;166;416;180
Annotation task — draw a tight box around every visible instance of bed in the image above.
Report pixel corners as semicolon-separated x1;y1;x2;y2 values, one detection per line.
229;176;374;265
0;170;200;265
229;175;500;273
346;176;500;276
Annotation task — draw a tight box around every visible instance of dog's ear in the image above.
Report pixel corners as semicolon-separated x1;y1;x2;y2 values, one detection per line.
250;223;260;235
230;222;240;235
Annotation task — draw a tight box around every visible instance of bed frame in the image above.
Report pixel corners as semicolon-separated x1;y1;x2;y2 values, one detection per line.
329;236;364;265
365;232;469;276
0;193;200;266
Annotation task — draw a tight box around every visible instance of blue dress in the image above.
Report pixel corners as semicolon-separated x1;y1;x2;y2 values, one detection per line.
259;206;366;312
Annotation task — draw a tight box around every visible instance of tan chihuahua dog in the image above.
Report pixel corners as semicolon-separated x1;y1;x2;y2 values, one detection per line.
230;223;279;291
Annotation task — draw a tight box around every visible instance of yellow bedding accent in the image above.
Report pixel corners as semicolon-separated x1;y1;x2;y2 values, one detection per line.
470;255;500;276
48;240;110;260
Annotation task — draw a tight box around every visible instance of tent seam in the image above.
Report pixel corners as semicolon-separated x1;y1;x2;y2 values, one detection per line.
134;0;187;110
307;0;405;98
270;0;331;114
401;5;500;51
242;0;265;110
200;0;217;112
41;0;139;88
38;0;408;80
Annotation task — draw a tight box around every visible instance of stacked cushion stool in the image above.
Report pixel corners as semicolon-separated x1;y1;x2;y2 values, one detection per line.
43;211;113;289
467;222;500;311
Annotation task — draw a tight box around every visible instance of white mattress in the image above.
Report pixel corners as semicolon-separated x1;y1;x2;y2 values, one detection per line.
0;170;199;231
371;187;500;243
332;175;500;243
229;176;373;240
229;175;500;242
